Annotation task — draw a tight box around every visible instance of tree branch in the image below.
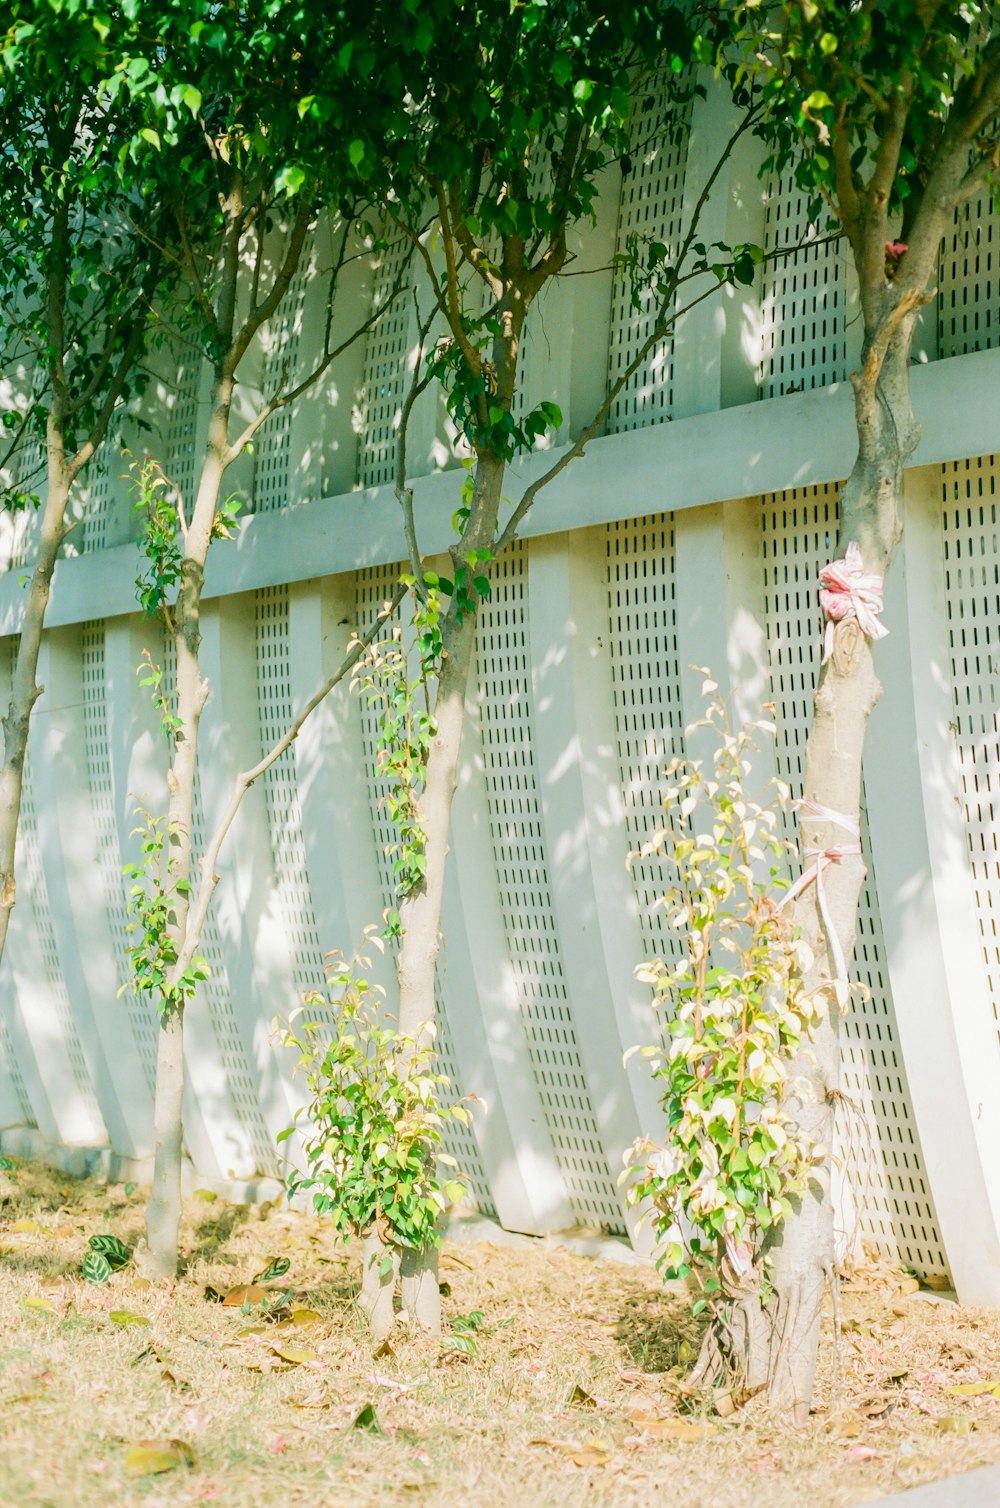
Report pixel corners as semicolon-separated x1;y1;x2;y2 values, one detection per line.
62;250;165;486
494;277;726;554
433;180;484;383
224;197;312;377
394;299;437;591
223;231;411;465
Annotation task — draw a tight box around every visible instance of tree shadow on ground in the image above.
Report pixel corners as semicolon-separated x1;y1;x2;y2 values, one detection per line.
179;1202;255;1269
616;1287;704;1374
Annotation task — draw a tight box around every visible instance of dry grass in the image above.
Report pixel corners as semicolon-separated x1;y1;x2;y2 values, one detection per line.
1;1161;999;1507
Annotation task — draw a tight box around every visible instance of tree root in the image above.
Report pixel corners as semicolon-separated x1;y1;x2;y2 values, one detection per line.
691;1259;840;1423
357;1228;441;1340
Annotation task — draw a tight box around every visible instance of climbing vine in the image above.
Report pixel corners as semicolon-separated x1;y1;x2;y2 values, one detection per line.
351;582;451;927
120;805;208;1019
130;452;241;621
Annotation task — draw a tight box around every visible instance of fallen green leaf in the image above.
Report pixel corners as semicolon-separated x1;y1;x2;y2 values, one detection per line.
352;1402;387;1437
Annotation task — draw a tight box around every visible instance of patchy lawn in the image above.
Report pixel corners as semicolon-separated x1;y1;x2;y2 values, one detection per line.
0;1161;998;1507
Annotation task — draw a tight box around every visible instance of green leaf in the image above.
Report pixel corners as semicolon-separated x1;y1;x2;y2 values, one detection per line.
89;1232;132;1270
551;53;573;87
352;1402;387;1436
275;164;306;197
82;1251;113;1284
252;1255;291;1284
348;138;366;169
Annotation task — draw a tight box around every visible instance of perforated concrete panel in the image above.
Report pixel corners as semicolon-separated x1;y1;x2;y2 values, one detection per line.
761;484;948;1275
163;360;203;510
81;620;159;1091
604;514;685;963
189;768;277;1175
358;236;412;490
759;171;850;397
1;436;44;573
0;638;36;1127
938;190;999;358
254;585;325;1000
255;246;314;513
78;428;122;555
19;760;104;1134
942;455;1000;1027
476;542;622;1230
606;78;690;434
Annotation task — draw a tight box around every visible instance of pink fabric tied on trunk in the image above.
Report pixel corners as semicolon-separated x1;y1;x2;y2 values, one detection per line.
819;541;888;663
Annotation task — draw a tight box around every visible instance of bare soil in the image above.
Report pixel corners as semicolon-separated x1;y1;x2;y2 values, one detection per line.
0;1160;998;1507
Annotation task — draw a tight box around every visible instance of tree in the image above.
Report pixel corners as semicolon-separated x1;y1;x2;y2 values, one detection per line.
695;0;1000;1419
0;2;170;967
307;0;770;1334
108;1;407;1276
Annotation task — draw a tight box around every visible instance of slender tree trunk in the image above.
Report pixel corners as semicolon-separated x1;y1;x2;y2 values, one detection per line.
706;312;921;1418
359;1227;400;1338
143;1008;185;1276
0;443;72;964
143;409;227;1273
384;452;507;1335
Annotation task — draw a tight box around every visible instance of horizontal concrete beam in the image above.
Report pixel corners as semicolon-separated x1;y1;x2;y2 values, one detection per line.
1;345;996;635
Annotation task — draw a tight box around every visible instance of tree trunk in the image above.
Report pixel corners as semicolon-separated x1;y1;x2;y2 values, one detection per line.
762;695;874;1417
706;311;921;1419
143;416;227;1273
142;1006;185;1277
0;454;71;965
400;1243;440;1329
359;1226;400;1339
389;452;507;1335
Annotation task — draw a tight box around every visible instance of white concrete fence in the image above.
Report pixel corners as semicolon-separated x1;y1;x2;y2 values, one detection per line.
1;79;999;1304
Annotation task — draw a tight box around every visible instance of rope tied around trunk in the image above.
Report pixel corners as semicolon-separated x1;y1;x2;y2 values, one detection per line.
778;798;861;1012
819;541;888;664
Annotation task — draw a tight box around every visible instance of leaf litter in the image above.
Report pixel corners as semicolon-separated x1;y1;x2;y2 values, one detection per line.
0;1161;999;1505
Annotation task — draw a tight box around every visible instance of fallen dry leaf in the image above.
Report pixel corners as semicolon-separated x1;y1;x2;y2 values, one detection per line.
943;1381;1000;1398
842;1444;879;1465
747;1450;783;1473
21;1297;60;1317
626;1412;716;1442
123;1439;195;1478
571;1441;612;1468
222;1284;268;1307
271;1343;318;1366
937;1416;976;1435
289;1307;322;1327
110;1311;150;1327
